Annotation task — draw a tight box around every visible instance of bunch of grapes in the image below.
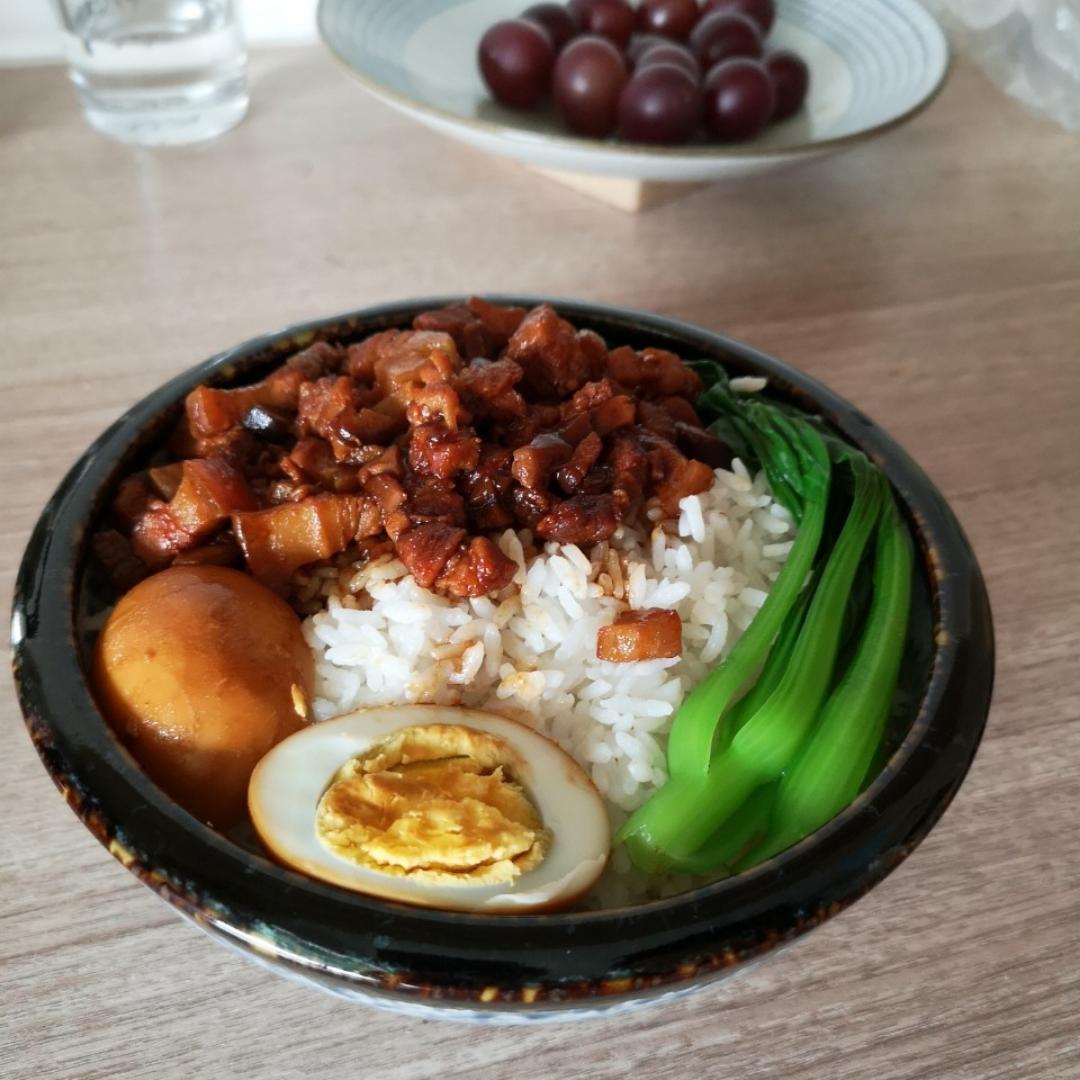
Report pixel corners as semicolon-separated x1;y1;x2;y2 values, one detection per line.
478;0;810;145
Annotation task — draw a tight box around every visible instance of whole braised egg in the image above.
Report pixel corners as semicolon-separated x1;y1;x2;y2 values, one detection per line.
248;704;611;913
93;565;313;827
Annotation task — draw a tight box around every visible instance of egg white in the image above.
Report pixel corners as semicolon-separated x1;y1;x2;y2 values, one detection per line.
248;704;611;913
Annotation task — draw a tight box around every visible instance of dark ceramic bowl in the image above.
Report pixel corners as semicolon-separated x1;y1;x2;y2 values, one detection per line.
12;297;993;1022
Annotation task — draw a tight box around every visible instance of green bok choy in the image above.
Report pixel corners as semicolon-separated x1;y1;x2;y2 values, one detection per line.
617;366;914;875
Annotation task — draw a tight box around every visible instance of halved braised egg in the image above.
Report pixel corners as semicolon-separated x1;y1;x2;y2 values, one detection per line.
248;705;611;913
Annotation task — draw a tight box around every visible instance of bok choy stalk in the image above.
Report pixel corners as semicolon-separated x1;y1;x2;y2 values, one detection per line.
661;587;813;876
745;492;913;865
667;781;778;877
664;395;832;781
619;453;884;869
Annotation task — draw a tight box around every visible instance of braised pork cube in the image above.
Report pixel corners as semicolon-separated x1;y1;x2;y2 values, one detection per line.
435;536;518;597
564;379;614;415
344;331;389;382
363;471;407;518
357;444;404;480
461;446;515;531
342;406;407;447
591;394;636;435
405;478;467;526
466;296;527;346
413;298;527;360
505;305;598;399
130;457;256;566
283;437;334;483
640;431;715;515
557;410;594;447
396;522;467;588
408;424;481;480
232;493;380;588
561;378;636;438
675;423;732;469
636;400;678;442
656;457;715;516
608;430;648;507
511;485;556;529
455;358;526;423
129;506;195;568
412;305;490;360
503;404;564;449
298;376;356;441
185;341;340;438
404;380;465;429
166;457;257;539
372;331;460;397
576;329;608;382
660;396;703;426
535;493;619;544
597;609;682;662
177;423;260;465
511;433;572;490
606;346;702;400
344;331;461;414
555;431;603;494
637;398;727;465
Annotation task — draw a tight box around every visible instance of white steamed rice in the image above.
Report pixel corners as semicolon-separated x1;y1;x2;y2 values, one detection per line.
300;458;795;906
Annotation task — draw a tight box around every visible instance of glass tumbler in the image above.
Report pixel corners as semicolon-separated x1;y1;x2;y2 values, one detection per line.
53;0;249;146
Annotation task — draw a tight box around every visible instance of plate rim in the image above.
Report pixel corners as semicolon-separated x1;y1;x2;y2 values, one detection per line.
316;0;952;164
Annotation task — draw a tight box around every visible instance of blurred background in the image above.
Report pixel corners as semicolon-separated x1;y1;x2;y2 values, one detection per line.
0;0;318;61
5;0;1076;132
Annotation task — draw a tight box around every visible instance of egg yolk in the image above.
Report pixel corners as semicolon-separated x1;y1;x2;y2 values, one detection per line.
315;724;550;886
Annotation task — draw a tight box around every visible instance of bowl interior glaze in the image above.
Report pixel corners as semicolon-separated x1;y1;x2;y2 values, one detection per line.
12;297;993;1020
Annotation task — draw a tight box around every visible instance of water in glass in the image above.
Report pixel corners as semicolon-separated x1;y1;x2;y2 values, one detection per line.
57;0;248;146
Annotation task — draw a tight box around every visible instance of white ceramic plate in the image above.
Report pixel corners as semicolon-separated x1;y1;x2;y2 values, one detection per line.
318;0;950;182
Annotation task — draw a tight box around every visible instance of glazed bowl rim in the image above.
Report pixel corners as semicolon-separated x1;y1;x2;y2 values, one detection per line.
11;295;994;1009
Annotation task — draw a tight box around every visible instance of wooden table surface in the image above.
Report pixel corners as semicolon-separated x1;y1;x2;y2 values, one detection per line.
2;47;1078;1080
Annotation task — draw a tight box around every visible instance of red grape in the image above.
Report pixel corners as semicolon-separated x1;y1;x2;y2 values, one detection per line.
765;49;810;119
618;65;701;144
690;12;762;69
702;0;775;35
478;19;555;109
522;3;578;51
703;58;774;140
627;33;667;65
567;0;606;28
553;35;629;136
636;0;701;41
636;42;701;81
585;0;636;49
